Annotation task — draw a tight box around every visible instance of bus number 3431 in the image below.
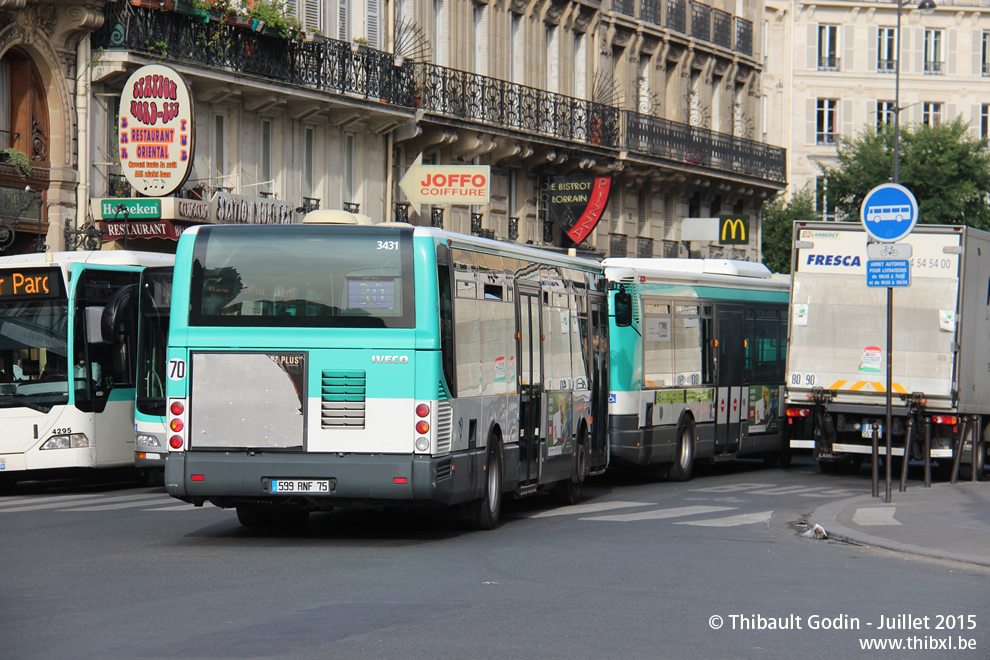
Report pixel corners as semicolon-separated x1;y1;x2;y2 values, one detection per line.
790;373;816;386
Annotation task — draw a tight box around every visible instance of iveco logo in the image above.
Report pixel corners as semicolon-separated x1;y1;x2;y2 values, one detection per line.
372;355;409;364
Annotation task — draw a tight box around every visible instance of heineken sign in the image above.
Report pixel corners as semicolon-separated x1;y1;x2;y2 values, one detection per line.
97;199;161;219
547;176;612;244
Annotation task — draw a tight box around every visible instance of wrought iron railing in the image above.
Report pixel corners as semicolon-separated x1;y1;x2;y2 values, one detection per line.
624;111;786;183
735;17;753;56
108;173;131;197
416;63;621;148
667;0;686;33
304;197;322;212
690;1;711;41
712;9;732;49
637;236;654;258
342;201;359;213
94;2;783;186
641;0;662;25
394;202;410;223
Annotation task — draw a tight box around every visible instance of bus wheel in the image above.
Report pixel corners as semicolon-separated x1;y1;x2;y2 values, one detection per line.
143;469;165;487
551;437;586;505
668;422;695;482
0;474;17;494
471;442;502;530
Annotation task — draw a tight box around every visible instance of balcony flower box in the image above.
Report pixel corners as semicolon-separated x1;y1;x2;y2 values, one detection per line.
130;0;175;8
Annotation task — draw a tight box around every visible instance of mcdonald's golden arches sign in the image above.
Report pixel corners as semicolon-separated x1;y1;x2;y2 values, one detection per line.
719;215;750;245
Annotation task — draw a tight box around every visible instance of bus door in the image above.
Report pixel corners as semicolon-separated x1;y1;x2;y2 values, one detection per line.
715;308;744;454
516;284;543;486
589;296;609;469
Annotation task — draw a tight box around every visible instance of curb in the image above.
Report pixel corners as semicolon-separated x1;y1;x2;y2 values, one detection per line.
809;496;990;569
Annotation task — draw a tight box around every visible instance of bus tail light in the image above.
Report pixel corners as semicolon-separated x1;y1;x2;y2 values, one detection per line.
168;397;188;451
414;401;433;454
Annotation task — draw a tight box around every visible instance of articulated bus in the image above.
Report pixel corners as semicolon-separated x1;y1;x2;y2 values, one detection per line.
603;258;790;481
133;267;173;485
163;219;609;528
0;250;174;490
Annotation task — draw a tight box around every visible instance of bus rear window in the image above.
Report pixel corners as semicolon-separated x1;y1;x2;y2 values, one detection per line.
188;225;415;328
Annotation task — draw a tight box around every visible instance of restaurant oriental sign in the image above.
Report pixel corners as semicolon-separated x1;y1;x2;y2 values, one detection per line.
118;64;194;197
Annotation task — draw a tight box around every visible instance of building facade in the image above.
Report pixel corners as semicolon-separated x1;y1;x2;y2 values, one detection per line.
764;0;990;219
2;0;785;260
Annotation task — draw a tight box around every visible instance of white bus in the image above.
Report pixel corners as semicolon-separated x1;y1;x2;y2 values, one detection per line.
865;206;911;224
0;250;173;491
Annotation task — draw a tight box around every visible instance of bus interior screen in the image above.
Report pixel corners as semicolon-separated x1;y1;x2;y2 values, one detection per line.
347;278;397;311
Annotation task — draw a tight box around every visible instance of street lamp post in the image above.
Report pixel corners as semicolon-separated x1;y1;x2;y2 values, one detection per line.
893;0;937;184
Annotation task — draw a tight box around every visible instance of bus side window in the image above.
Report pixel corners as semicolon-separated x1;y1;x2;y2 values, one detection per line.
437;259;454;396
614;291;632;327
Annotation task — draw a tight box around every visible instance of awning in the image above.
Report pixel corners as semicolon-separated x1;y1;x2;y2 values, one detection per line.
101;220;181;241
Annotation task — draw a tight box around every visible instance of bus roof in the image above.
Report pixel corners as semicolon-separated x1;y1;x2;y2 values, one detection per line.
0;250;174;268
602;258;789;292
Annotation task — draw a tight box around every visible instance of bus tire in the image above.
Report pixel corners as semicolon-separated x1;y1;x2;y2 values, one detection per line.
551;433;587;505
668;422;695;482
0;474;16;494
471;441;502;530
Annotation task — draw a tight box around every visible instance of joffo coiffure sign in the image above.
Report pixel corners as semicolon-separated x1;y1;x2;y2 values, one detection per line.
547;176;612;244
118;64;194;197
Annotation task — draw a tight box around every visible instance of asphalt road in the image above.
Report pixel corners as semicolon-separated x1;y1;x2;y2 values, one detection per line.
2;456;987;659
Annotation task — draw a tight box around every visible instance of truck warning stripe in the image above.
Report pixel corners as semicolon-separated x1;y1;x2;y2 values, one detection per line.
829;381;907;394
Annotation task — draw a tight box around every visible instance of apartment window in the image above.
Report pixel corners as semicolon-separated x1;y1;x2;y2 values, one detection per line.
981;104;990;140
213;113;227;190
922;102;942;127
260;119;272;196
983;32;990;76
343;132;355;205
877;26;896;73
818;24;839;71
815;177;837;222
302;126;315;198
876;100;896;130
924;28;943;75
816;98;838;145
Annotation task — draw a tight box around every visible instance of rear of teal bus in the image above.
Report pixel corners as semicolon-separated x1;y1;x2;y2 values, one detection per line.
163;223;456;524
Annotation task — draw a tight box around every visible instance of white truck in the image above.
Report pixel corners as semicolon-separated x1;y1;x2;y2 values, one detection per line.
784;222;989;480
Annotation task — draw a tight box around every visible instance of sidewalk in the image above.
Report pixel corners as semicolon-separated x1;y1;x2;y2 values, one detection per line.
810;479;990;568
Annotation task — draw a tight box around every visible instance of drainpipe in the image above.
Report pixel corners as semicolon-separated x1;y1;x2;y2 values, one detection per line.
75;33;91;249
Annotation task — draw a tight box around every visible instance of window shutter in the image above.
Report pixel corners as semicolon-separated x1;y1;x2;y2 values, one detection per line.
512;15;525;84
915;27;924;75
546;26;559;93
338;0;349;41
867;26;877;73
867;99;877;130
574;33;587;100
806;98;816;145
475;5;488;76
973;30;983;76
843;24;854;72
436;0;449;66
841;99;853;138
367;0;380;48
807;23;817;70
947;29;956;75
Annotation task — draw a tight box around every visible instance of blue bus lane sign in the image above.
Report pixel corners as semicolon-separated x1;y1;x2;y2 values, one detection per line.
860;182;918;243
866;259;910;287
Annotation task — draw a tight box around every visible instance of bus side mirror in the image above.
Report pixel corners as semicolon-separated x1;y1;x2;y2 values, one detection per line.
614;292;632;327
100;283;137;342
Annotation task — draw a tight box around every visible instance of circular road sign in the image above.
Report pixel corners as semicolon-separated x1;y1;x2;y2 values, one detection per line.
859;182;919;242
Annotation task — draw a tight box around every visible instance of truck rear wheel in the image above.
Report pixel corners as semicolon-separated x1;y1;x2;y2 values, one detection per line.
960;438;986;482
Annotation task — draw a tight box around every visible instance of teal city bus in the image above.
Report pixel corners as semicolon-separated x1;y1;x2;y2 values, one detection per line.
603;258;790;481
0;250;173;490
163;219;609;528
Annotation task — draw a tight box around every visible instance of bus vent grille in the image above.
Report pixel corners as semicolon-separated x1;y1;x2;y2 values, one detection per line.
438;379;451;401
436;458;452;481
622;282;641;321
321;370;366;429
435;400;453;454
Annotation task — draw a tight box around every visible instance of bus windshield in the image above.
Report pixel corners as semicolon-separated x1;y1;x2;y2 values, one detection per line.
0;298;71;412
189;224;416;328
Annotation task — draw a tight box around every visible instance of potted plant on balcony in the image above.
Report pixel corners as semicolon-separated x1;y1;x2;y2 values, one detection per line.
0;147;31;179
247;0;301;39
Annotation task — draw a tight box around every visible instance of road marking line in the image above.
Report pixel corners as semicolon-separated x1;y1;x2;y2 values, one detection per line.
53;495;169;512
745;486;825;495
142;503;200;511
851;507;901;526
582;505;735;522
0;492;161;513
799;488;869;498
689;483;775;493
675;510;774;527
529;501;652;518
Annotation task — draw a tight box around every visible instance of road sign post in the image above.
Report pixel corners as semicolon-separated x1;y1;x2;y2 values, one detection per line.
860;182;919;502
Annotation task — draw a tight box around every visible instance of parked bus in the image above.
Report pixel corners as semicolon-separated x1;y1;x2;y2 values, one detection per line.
163;219;609;528
0;250;174;491
133;267;173;485
603;258;790;481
